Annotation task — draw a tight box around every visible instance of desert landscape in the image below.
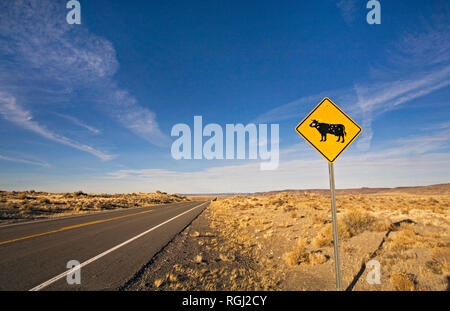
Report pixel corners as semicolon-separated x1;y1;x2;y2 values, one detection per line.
124;183;450;291
1;184;448;291
0;190;189;224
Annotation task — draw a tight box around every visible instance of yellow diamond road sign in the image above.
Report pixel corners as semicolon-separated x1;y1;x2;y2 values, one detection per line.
295;97;362;163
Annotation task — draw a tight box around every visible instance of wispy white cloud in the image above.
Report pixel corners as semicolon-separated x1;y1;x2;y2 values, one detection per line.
254;61;449;132
0;154;50;167
107;89;170;147
336;0;359;25
253;89;358;124
354;17;450;150
355;66;450;114
53;112;100;134
0;0;169;148
0;92;114;160
254;19;450;152
253;94;322;124
386;19;450;71
354;65;450;150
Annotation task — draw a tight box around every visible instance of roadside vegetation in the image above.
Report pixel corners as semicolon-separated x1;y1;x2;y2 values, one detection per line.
206;191;449;290
0;190;189;224
130;185;449;291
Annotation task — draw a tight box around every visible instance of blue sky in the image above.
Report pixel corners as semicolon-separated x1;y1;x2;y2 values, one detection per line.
0;0;449;193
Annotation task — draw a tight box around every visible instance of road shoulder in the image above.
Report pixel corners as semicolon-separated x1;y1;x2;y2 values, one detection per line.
122;206;276;291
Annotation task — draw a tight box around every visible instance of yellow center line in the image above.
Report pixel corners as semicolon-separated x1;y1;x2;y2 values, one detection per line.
0;209;153;246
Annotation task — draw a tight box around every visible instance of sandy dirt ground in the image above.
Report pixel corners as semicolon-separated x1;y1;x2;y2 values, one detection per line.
124;186;450;291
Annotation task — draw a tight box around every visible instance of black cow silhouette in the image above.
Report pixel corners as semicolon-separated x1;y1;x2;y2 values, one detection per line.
309;120;346;143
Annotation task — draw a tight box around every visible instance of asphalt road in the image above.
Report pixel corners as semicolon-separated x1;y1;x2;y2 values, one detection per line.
0;201;208;291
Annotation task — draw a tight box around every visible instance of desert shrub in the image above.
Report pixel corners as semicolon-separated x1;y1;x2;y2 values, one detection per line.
7;202;19;209
17;193;29;200
154;279;164;288
309;251;328;265
282;205;295;212
239;203;251;210
283;239;309;266
388;223;418;251
312;226;332;248
193;254;203;263
341;209;375;236
219;253;235;262
312;221;352;248
271;199;284;207
313;209;378;247
312;212;328;225
390;272;416;291
290;211;300;218
284;239;328;266
39;198;51;204
21;202;35;210
428;247;450;274
371;219;392;231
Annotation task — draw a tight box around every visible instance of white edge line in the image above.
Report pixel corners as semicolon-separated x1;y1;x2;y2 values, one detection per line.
0;201;190;229
29;201;209;291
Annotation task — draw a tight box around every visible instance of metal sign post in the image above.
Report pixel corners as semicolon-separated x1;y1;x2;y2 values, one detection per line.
328;162;342;291
295;97;362;291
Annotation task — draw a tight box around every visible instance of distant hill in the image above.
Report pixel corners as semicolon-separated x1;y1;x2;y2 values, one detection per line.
252;183;450;196
182;183;450;197
184;193;251;197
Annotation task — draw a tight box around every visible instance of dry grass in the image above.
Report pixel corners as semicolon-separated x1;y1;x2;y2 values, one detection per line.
390;272;417;291
123;187;449;291
0;190;189;224
193;254;203;263
283;238;328;266
154;279;164;288
387;223;419;252
428;248;450;275
201;190;449;290
283;239;309;266
311;209;383;248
